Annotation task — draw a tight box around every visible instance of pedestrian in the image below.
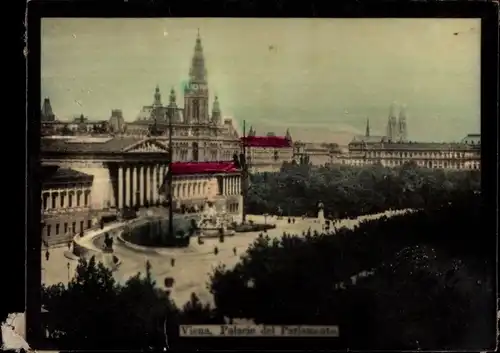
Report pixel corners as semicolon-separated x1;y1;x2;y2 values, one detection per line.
233;247;237;256
67;240;72;250
45;250;50;261
214;246;219;255
292;218;295;224
171;258;176;267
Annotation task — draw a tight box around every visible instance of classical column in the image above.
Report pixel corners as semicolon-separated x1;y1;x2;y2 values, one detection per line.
146;165;151;204
118;166;124;209
86;189;90;207
54;192;60;210
152;165;158;204
139;165;145;206
125;166;131;207
132;166;138;206
159;165;165;200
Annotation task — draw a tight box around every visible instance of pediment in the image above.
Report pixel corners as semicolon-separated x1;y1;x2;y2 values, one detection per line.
123;139;169;153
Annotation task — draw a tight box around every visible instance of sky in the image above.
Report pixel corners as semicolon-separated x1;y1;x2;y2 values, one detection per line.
41;18;480;144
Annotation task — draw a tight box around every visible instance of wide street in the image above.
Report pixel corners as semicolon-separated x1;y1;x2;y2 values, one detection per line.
42;210;409;307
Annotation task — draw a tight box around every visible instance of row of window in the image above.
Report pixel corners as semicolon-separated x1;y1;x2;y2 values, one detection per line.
343;159;480;169
45;219;93;237
42;192;90;210
227;203;240;213
364;150;478;158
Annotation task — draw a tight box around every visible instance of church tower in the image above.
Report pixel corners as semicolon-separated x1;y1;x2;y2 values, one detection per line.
365;118;370;137
184;29;209;124
211;96;222;125
386;102;399;142
41;97;55;121
398;104;408;142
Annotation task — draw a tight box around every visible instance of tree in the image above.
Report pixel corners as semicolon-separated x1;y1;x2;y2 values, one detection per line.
209;194;493;349
41;256;120;349
41;257;221;350
245;164;480;218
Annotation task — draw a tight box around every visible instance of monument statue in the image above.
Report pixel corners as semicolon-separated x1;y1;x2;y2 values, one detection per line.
317;201;325;224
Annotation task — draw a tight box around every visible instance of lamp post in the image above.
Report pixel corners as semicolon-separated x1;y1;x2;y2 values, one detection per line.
166;105;175;240
240;120;248;224
66;262;70;284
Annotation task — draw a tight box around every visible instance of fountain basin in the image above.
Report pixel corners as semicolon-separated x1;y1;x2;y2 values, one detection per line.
121;214;200;248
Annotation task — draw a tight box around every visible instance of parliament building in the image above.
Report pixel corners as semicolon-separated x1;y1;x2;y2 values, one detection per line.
40;32;245;246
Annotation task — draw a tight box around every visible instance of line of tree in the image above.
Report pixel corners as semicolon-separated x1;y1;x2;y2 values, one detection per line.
209;191;495;350
245;162;481;218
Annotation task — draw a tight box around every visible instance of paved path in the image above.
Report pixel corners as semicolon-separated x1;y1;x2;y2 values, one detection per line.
43;210;411;307
111;210;411;306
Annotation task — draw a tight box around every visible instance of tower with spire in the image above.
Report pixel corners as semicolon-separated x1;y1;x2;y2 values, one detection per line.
184;29;209;124
386;102;399;142
41;97;55;121
211;96;222;125
365;118;370;137
398;104;408;142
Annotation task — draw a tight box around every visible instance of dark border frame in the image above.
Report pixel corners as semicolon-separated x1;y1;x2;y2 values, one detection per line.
26;1;498;351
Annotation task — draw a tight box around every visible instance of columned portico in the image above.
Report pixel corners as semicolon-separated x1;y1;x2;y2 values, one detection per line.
42;138;244;219
113;161;171;209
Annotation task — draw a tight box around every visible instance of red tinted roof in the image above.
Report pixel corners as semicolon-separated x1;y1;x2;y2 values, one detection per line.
241;136;292;148
170;161;239;175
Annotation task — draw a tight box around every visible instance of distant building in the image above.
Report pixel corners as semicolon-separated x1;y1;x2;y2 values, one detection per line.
293;141;342;166
123;31;241;162
108;109;126;133
242;127;293;172
338;109;480;170
461;133;481;146
41;31;241;162
41;111;110;137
